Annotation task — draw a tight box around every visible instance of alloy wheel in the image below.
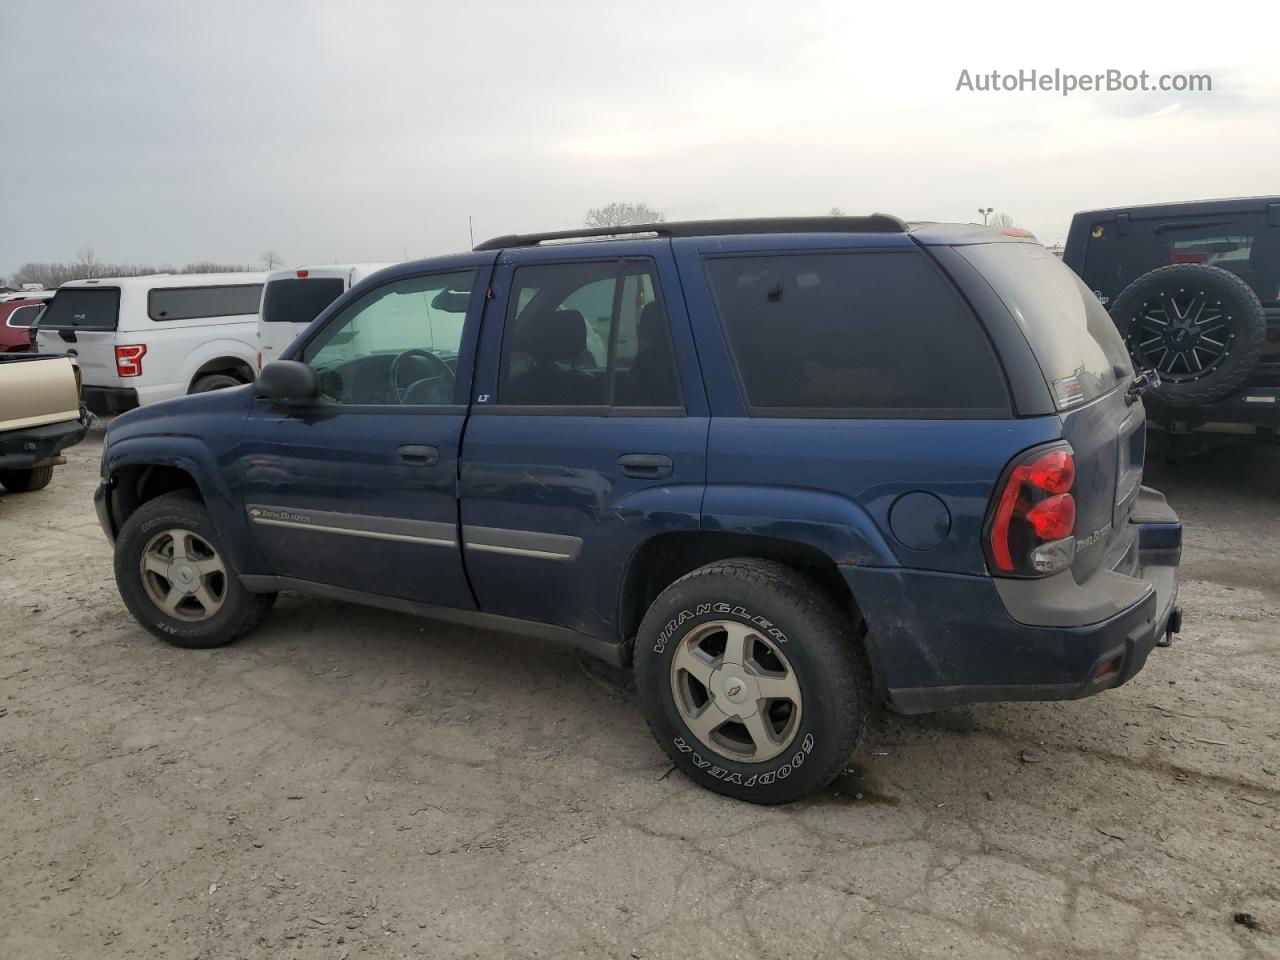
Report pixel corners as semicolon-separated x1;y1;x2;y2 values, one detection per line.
668;620;803;763
1126;287;1234;383
139;528;227;622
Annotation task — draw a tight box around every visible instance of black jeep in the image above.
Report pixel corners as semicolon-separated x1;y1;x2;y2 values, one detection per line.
1063;197;1280;439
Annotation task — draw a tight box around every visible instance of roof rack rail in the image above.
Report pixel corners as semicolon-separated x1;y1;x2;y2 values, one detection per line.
473;214;908;251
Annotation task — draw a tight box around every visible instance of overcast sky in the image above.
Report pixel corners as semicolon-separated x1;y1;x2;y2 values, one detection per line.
2;0;1277;277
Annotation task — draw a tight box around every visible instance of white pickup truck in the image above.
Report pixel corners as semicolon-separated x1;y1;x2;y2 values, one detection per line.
0;354;90;492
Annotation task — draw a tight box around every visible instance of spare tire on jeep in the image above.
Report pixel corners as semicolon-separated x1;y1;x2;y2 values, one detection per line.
1109;263;1267;404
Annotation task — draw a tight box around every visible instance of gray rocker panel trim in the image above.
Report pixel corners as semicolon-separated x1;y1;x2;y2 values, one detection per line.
246;505;456;548
461;525;583;562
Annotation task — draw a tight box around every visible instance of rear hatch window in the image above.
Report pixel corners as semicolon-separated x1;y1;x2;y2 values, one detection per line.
262;278;346;325
38;288;121;331
957;241;1132;409
1082;212;1280;307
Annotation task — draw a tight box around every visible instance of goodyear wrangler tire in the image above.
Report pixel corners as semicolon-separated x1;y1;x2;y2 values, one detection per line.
634;558;870;804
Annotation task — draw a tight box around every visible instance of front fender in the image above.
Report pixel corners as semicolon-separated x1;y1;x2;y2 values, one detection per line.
101;436;265;575
700;484;899;567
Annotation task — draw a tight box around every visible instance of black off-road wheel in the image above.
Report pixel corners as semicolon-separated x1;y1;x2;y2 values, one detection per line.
0;465;54;493
633;559;871;805
1110;264;1266;404
114;491;276;649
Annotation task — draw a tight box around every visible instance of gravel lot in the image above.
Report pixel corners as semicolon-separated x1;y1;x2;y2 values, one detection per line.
2;424;1278;959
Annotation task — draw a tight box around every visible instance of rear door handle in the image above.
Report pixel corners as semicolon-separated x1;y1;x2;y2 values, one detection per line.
398;444;440;467
617;453;673;479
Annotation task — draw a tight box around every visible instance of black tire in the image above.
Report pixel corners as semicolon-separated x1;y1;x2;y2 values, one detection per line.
0;465;54;493
114;490;276;649
1110;264;1266;404
633;558;870;805
189;373;243;394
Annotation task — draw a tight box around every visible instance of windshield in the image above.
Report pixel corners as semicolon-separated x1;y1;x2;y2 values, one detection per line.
38;288;121;331
958;241;1132;409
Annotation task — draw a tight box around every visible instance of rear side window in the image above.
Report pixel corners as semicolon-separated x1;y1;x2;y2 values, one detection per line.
959;241;1131;408
6;304;43;327
148;284;264;321
704;251;1008;415
39;288;121;330
262;278;346;325
498;259;681;408
1083;213;1280;306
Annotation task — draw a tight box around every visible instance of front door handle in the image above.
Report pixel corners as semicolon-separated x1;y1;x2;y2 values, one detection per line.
398;444;439;467
617;453;673;479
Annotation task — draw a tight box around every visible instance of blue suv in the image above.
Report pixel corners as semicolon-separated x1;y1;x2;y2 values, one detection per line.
95;216;1183;803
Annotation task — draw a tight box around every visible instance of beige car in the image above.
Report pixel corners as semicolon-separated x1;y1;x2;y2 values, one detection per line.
0;354;89;492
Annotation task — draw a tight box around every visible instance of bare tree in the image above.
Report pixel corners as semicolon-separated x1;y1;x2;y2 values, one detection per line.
261;250;284;270
583;202;664;229
990;211;1015;228
8;256;253;289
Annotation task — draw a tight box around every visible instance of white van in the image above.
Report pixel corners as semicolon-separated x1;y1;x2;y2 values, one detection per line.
257;264;395;368
35;273;266;414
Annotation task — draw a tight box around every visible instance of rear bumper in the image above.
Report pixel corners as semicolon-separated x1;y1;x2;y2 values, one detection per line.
846;486;1182;714
83;385;139;415
0;411;90;471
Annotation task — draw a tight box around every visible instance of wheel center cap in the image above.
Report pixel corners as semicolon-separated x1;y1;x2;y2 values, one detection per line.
172;565;197;590
709;668;758;717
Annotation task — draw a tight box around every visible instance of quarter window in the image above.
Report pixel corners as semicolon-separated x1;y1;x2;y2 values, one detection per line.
6;304;44;327
704;251;1008;414
148;284;264;321
498;260;680;408
301;271;474;406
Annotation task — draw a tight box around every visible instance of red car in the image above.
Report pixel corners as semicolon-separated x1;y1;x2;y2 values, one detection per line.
0;292;51;352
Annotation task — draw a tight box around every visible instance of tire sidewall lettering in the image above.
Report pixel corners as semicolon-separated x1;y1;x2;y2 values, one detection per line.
653;602;787;655
671;733;815;789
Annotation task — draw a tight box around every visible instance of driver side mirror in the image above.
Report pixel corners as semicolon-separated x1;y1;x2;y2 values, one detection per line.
254;360;318;404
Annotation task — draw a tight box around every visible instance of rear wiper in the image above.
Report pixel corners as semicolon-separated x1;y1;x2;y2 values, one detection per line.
1126;368;1161;405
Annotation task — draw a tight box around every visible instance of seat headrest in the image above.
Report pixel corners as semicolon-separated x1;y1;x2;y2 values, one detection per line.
527;309;587;364
637;301;666;344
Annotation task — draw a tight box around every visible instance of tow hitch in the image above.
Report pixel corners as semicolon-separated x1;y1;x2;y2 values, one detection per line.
1157;606;1183;648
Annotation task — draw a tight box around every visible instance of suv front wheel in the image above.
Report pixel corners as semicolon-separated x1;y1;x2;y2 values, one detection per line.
633;559;870;804
114;491;276;648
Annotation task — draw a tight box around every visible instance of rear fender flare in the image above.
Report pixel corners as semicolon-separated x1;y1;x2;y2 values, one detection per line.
700;484;899;567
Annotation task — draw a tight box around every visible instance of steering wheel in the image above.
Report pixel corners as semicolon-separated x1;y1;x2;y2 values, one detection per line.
390;349;454;404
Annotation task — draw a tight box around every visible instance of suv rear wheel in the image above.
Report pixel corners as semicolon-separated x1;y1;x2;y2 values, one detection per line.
633;558;870;804
1110;263;1267;404
114;491;275;648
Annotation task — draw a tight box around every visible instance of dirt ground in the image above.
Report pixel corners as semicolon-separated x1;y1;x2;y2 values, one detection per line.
1;424;1277;960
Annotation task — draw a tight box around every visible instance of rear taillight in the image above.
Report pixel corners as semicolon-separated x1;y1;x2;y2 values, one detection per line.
115;344;147;377
986;444;1077;576
257;351;263;371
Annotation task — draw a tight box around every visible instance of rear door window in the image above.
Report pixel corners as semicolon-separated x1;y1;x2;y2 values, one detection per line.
958;241;1131;408
704;250;1008;416
498;259;680;408
38;288;121;330
262;278;346;325
148;284;264;321
1083;213;1280;306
